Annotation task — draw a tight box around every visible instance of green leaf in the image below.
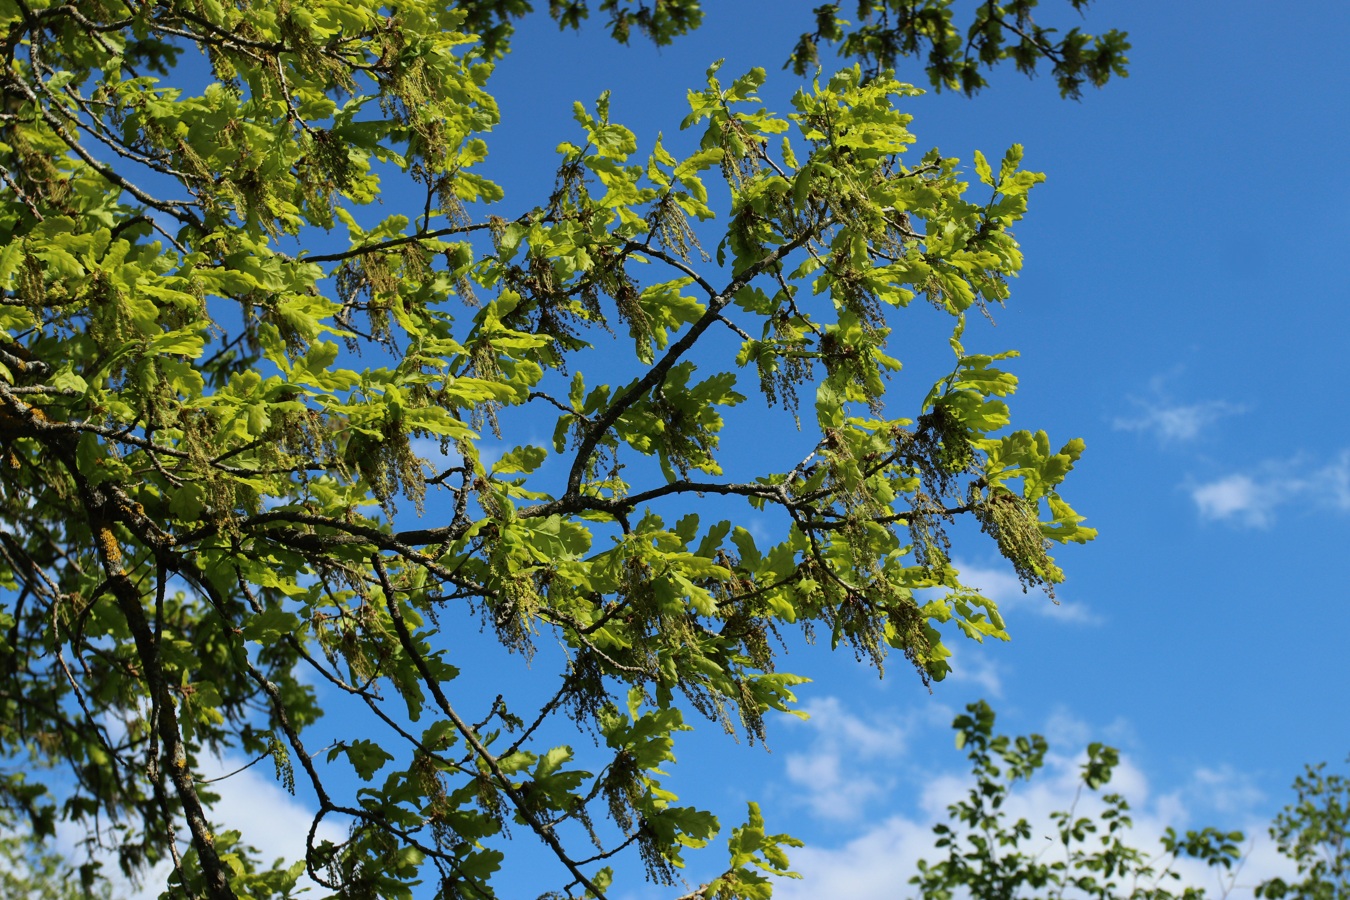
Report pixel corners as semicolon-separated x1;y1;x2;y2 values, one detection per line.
491;445;548;476
343;740;395;781
241;606;302;643
973;149;994;187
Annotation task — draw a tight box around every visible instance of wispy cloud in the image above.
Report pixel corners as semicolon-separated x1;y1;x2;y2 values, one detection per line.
944;645;1005;698
1112;372;1245;444
1113;397;1245;443
781;698;950;822
1190;450;1350;527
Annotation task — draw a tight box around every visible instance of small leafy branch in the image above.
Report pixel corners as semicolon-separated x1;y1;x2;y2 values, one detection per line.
913;701;1246;900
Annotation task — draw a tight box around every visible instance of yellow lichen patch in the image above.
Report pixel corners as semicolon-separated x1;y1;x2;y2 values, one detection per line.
97;525;123;571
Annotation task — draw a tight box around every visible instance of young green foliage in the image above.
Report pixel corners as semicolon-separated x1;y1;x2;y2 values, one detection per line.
1256;761;1350;900
0;2;1113;898
912;702;1246;900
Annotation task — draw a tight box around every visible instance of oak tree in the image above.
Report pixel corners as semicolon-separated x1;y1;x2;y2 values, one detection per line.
0;1;1119;897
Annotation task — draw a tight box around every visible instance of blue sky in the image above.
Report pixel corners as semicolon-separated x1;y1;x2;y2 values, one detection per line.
93;3;1350;897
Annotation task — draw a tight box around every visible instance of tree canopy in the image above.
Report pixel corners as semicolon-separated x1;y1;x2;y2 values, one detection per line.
0;1;1121;898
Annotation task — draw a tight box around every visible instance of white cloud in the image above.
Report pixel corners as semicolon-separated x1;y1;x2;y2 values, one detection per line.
1190;450;1350;527
775;708;1295;900
1114;398;1245;443
1192;474;1276;526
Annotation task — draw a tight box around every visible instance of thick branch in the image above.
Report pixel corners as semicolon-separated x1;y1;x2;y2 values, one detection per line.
106;573;235;900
